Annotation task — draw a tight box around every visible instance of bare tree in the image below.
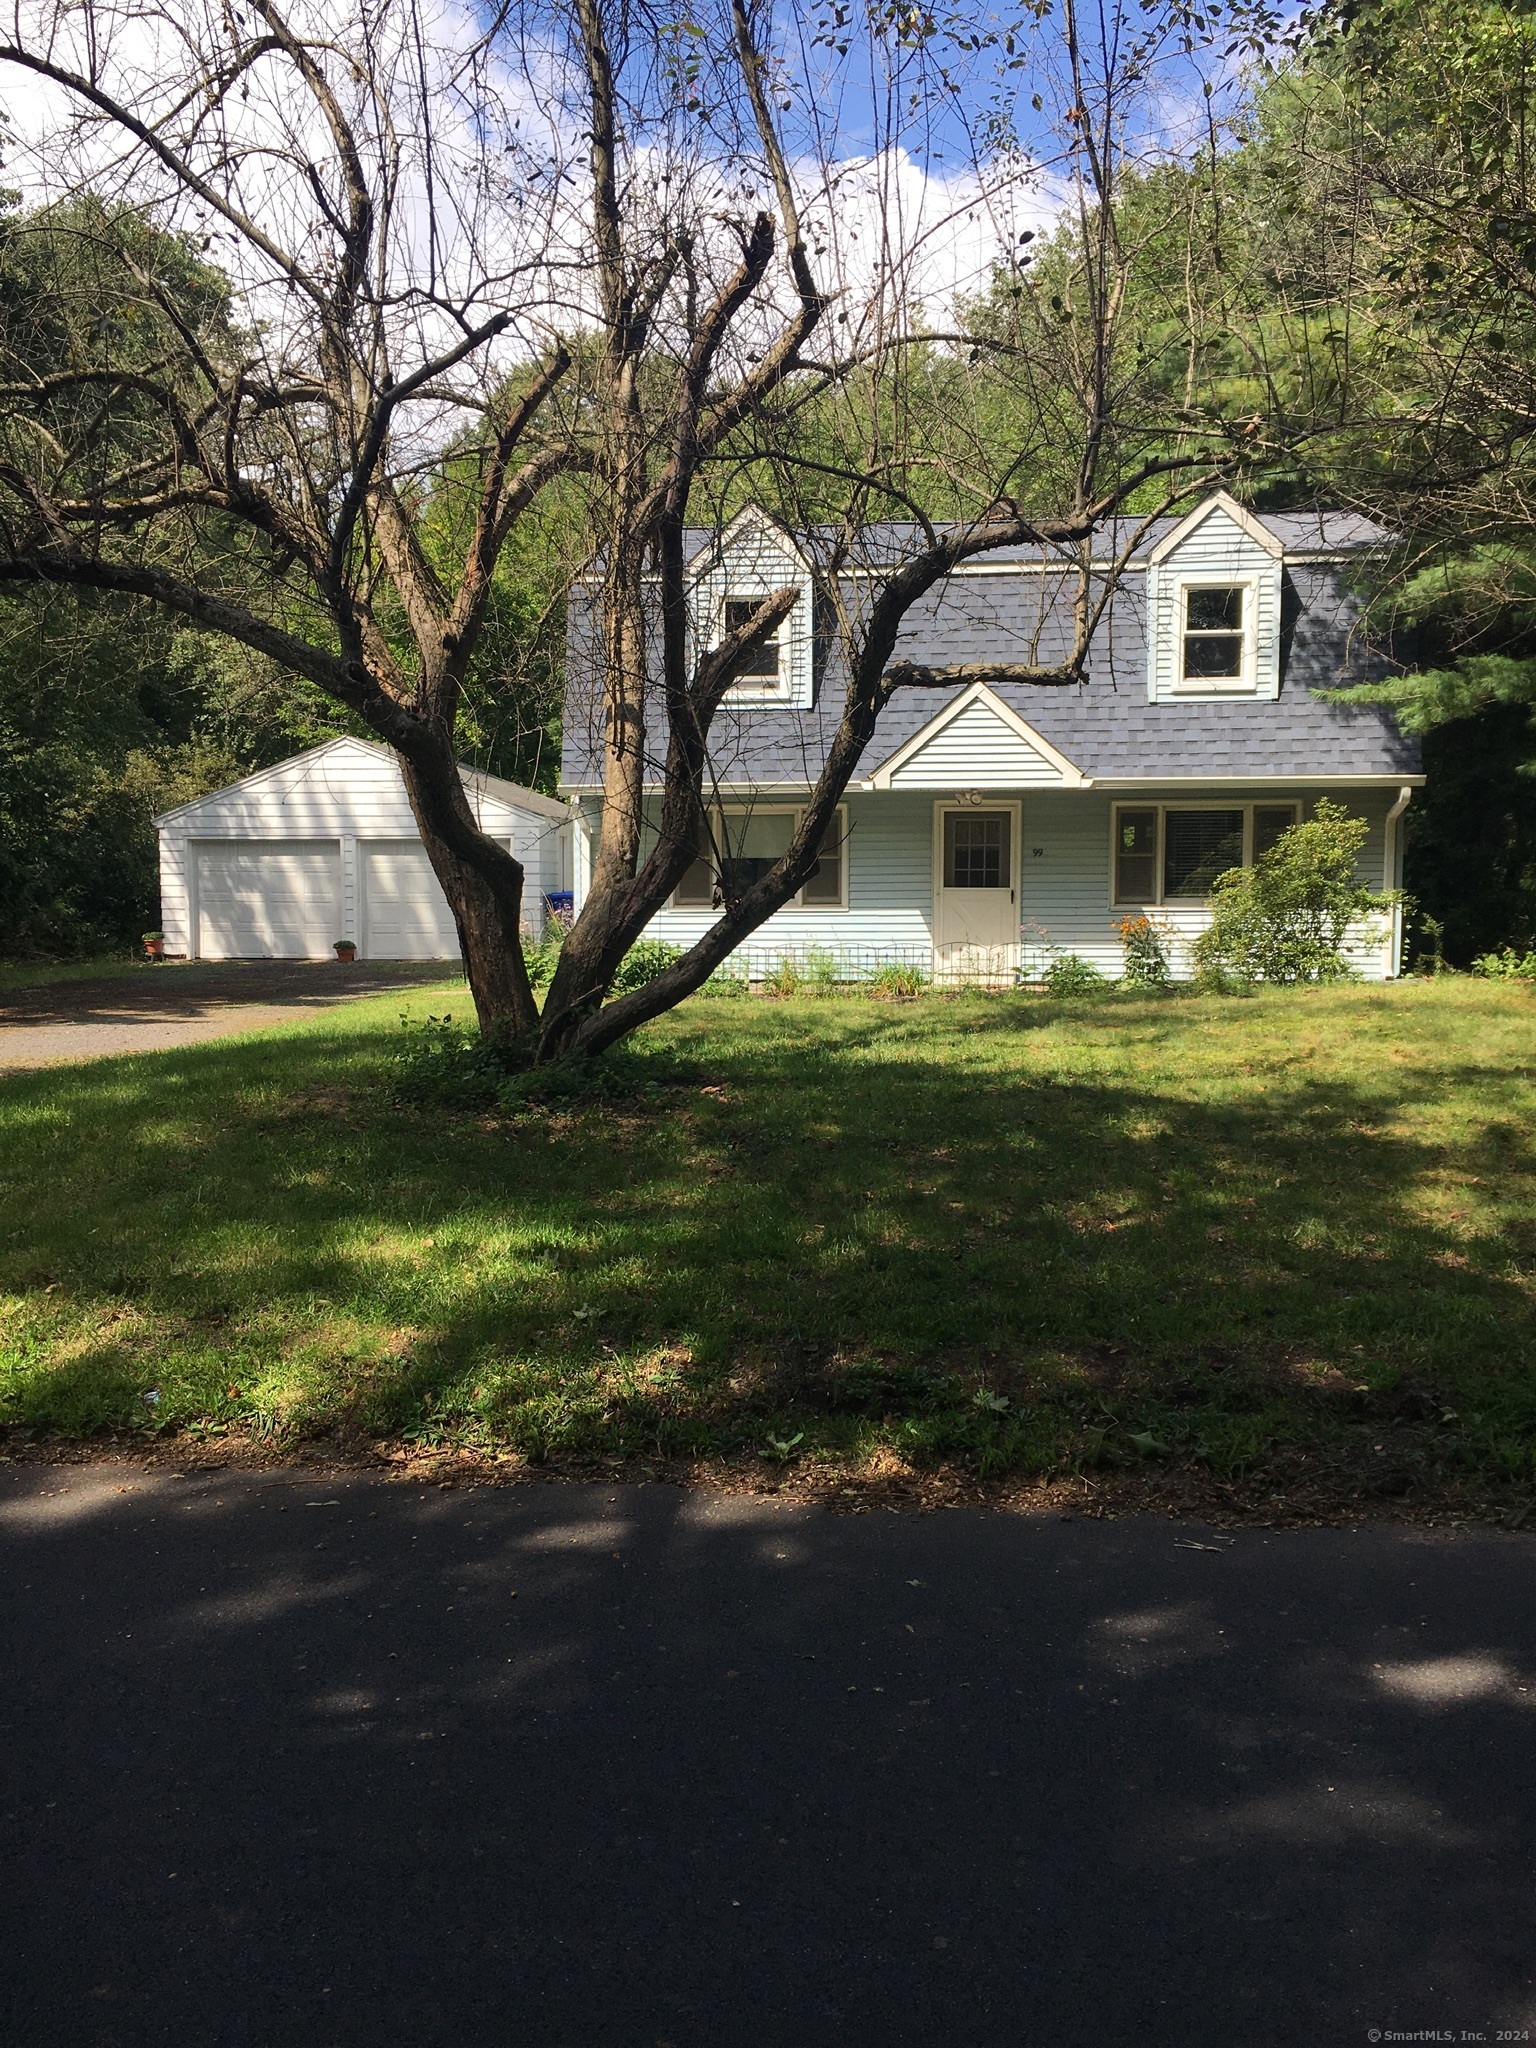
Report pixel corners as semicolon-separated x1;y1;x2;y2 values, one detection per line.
0;0;1280;1063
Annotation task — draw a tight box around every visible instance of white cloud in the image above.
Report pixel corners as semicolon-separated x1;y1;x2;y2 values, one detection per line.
0;0;1057;460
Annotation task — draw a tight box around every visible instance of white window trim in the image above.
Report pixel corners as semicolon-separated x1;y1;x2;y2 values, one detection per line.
1169;573;1260;695
716;589;805;704
673;802;849;910
722;593;786;692
1110;800;1300;906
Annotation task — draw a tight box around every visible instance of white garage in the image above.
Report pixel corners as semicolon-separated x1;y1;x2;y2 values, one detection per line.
155;737;571;961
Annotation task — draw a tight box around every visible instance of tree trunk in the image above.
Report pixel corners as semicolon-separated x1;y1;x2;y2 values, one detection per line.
397;747;540;1050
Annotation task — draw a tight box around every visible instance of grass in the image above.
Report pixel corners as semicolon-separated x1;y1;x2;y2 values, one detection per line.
1;979;1534;1509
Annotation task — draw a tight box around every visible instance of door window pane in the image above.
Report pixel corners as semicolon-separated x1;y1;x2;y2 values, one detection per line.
1253;804;1298;861
724;598;781;680
1114;808;1158;903
944;811;1010;888
1163;810;1244;897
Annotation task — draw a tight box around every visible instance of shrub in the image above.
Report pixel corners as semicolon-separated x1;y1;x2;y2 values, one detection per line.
522;920;565;994
1113;913;1173;989
866;961;930;998
389;1012;506;1106
800;945;844;994
1043;952;1107;996
1471;946;1536;980
759;955;804;998
1414;912;1450;977
1192;799;1388;987
609;937;684;997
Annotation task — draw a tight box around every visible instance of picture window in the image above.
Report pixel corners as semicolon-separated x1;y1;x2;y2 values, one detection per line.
1113;802;1299;905
674;806;846;909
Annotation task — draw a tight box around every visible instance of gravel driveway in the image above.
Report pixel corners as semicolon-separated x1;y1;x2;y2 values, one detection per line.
0;961;459;1068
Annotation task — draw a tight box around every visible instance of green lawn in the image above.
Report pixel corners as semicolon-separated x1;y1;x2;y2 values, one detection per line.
2;980;1533;1506
0;953;140;992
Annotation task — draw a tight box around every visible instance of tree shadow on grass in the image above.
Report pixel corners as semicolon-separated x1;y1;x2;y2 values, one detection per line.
1;1003;1533;1485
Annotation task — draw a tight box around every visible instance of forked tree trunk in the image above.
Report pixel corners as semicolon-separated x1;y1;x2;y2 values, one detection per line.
397;744;540;1049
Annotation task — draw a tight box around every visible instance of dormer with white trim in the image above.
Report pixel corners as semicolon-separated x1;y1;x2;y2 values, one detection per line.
690;505;815;708
1145;491;1284;703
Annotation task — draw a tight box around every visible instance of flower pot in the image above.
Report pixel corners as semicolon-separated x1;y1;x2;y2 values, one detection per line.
334;942;357;963
143;936;165;960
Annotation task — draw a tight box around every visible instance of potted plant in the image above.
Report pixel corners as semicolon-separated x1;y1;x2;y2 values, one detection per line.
142;930;165;961
333;938;357;963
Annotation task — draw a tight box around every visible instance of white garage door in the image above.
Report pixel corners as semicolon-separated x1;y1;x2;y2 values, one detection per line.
194;840;341;959
362;840;461;959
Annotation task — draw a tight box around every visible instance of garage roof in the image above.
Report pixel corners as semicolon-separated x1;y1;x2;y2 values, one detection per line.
154;736;570;828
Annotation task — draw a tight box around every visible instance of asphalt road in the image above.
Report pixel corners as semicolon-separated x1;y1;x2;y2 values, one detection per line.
3;1461;1533;2048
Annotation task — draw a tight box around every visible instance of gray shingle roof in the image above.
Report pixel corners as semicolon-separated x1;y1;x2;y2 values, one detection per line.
562;523;1420;788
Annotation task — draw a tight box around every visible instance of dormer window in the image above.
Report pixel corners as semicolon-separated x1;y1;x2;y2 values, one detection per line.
724;598;781;684
1182;585;1247;683
1144;492;1283;701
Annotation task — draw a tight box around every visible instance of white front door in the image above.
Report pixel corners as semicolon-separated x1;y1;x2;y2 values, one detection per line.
933;803;1019;980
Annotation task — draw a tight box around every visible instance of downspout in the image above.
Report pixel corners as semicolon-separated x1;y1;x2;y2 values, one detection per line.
570;798;592;917
1384;785;1413;978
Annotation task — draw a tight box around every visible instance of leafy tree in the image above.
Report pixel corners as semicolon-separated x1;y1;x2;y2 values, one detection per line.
0;196;359;956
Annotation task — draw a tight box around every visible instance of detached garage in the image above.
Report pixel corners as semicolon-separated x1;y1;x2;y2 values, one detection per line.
155;737;571;960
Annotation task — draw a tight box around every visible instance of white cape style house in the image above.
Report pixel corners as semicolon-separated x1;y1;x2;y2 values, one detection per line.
560;493;1423;981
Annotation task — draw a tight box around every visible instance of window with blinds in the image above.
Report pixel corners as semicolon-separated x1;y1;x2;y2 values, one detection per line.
1112;802;1300;904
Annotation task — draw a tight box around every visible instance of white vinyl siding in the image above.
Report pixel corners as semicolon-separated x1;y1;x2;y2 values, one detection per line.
1146;505;1282;703
610;786;1401;983
193;841;341;959
887;701;1069;787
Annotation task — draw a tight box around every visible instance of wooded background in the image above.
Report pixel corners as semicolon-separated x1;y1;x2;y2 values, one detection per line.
2;0;1532;970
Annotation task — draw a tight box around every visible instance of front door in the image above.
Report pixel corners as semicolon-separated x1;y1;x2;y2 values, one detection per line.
934;804;1018;981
